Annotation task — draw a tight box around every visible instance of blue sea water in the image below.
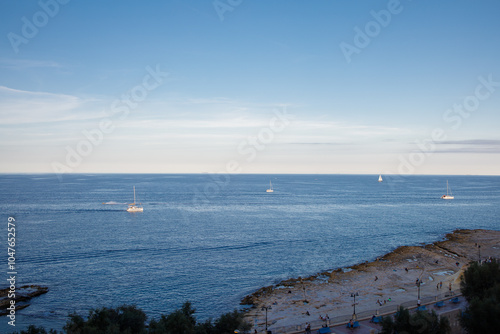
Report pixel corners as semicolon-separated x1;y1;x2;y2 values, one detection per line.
0;173;499;332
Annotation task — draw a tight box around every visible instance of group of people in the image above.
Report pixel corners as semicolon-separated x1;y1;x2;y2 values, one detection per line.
347;319;358;328
303;313;329;333
376;297;391;306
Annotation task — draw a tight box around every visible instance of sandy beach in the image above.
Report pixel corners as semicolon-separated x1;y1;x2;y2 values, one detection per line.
243;229;500;332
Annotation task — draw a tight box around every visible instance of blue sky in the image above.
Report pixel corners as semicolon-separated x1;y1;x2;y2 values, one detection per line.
1;0;499;175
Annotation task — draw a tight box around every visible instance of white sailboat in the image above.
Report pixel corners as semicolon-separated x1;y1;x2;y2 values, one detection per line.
127;186;143;212
378;174;383;182
266;180;274;193
441;180;454;200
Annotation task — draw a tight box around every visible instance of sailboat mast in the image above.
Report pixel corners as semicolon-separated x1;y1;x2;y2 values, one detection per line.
133;186;136;203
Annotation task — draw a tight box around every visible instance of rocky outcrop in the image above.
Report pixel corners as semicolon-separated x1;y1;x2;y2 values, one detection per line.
0;285;48;315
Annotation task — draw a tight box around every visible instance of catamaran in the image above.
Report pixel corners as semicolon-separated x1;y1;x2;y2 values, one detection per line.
266;180;274;193
127;186;144;212
441;181;454;200
378;175;383;182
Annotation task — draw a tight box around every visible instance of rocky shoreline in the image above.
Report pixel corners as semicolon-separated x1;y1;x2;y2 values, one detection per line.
243;229;500;331
0;285;49;316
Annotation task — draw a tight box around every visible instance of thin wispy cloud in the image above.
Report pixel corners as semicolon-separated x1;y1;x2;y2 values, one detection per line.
122;118;270;129
286;142;358;146
181;97;236;105
433;139;500;154
0;86;99;125
434;148;500;154
436;139;500;146
0;58;63;70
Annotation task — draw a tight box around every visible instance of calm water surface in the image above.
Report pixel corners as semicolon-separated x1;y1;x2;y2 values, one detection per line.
0;174;499;331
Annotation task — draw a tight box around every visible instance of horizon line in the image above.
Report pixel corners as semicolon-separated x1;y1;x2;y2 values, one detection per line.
1;172;499;177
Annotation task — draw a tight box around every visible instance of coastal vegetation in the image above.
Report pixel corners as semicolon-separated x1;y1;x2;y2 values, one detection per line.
10;302;251;334
379;306;451;334
460;259;500;333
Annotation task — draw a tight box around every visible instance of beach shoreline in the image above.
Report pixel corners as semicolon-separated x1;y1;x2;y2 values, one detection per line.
243;229;500;332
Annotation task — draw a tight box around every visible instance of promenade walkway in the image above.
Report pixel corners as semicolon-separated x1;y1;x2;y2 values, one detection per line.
266;294;466;334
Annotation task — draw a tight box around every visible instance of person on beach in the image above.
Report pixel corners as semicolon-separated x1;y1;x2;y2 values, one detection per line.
437;283;439;290
375;275;378;281
440;281;442;289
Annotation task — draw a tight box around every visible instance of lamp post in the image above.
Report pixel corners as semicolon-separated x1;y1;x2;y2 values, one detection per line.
478;244;481;263
261;306;271;333
416;279;421;300
351;292;359;320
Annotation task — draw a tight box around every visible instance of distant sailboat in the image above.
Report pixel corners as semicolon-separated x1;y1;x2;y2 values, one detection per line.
266;180;274;193
378;175;383;182
127;186;143;212
441;181;454;200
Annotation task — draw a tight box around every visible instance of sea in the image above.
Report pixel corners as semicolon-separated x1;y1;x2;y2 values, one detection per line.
1;174;499;332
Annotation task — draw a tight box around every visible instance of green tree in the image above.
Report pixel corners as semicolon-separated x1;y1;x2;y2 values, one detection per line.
460;259;500;333
194;318;215;334
380;306;450;334
18;301;251;334
63;304;147;334
9;325;59;334
460;259;500;301
213;310;251;334
148;301;196;334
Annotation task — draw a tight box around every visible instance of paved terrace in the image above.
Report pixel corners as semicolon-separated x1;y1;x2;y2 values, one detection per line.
264;294;466;334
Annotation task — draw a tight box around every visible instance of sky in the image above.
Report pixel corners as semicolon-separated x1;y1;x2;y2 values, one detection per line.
1;0;499;175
